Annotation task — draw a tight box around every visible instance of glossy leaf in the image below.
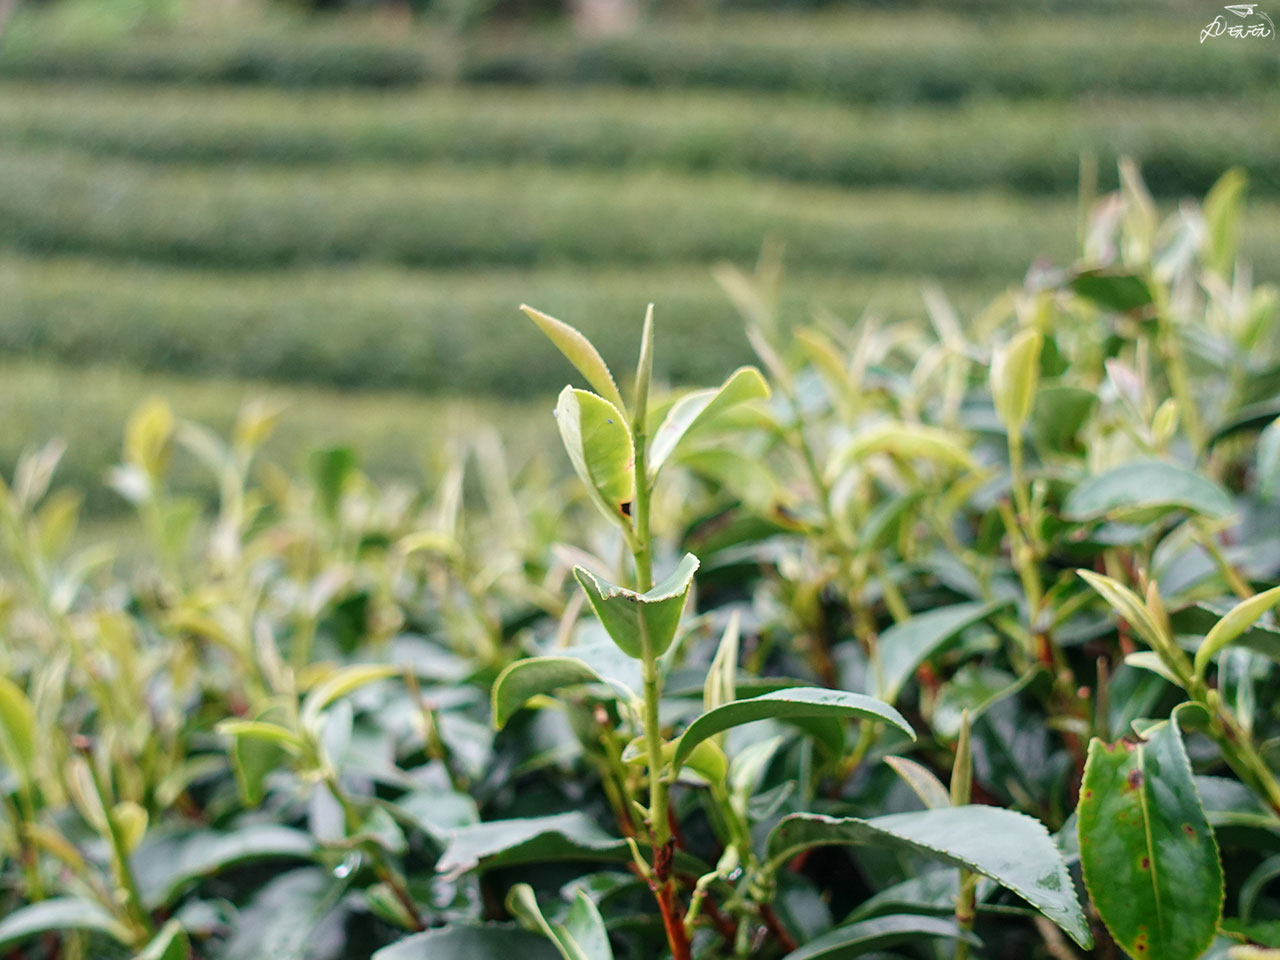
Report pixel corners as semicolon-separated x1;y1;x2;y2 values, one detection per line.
649;366;769;477
876;600;1010;704
507;884;615;960
0;898;129;950
781;914;976;960
766;806;1091;948
492;655;624;730
574;553;699;659
673;688;913;770
134;825;316;908
1062;460;1234;522
1078;721;1223;960
436;812;625;879
523;305;627;417
1078;570;1167;653
1195;585;1280;680
556;387;635;524
373;926;559;960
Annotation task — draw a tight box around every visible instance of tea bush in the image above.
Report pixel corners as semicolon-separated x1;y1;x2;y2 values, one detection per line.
3;84;1275;197
2;11;1276;103
1;167;1279;960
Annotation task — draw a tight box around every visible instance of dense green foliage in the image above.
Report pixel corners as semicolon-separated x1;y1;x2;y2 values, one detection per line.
1;168;1279;959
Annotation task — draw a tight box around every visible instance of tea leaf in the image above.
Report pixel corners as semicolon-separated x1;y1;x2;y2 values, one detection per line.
876;600;1011;704
556;387;636;525
990;328;1042;432
1078;721;1223;960
300;663;399;731
134;824;317;909
436;812;625;879
831;422;973;476
508;884;615;960
1069;269;1154;313
1260;416;1280;501
780;914;977;960
1077;571;1168;655
1195;586;1280;681
1203;168;1247;277
767;806;1091;949
1063;460;1234;522
673;688;913;770
0;675;37;785
883;756;951;810
373;926;560;960
574;553;699;659
0;898;130;950
492;656;619;729
137;920;191;960
523;305;627;417
649;366;769;477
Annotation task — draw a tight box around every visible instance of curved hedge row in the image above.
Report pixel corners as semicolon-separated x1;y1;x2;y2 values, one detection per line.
2;84;1275;196
1;12;1273;101
0;256;994;394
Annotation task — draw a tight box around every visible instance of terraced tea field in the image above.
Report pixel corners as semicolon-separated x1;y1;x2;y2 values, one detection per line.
0;4;1275;504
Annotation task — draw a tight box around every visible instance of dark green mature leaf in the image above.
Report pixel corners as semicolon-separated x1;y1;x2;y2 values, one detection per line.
1031;385;1098;454
1078;721;1223;960
1260;415;1280;500
575;553;699;659
1069;269;1154;313
649;366;769;477
373;926;560;960
309;446;357;521
0;898;129;950
766;806;1091;948
1062;460;1234;522
673;688;913;770
134;824;316;908
780;914;977;959
436;812;625;879
556;387;635;524
876;600;1011;704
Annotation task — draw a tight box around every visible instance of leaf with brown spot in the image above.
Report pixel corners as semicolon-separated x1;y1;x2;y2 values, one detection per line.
1078;719;1223;960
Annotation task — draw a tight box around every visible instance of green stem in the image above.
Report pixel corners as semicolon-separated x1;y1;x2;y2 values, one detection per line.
85;755;153;942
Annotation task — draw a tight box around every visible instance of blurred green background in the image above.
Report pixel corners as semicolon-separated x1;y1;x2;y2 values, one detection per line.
0;0;1276;507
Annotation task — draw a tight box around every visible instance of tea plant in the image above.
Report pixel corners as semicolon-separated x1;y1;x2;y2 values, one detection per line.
0;163;1278;960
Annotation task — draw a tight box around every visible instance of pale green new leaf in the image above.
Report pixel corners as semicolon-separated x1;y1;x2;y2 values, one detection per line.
301;664;399;731
136;920;191;960
673;688;913;770
508;884;614;960
522;305;627;415
556;387;636;525
1203;167;1247;277
0;675;37;784
766;806;1091;949
1195;585;1280;681
991;328;1043;432
648;366;769;477
883;756;951;810
574;554;699;659
1078;570;1166;654
831;422;973;479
